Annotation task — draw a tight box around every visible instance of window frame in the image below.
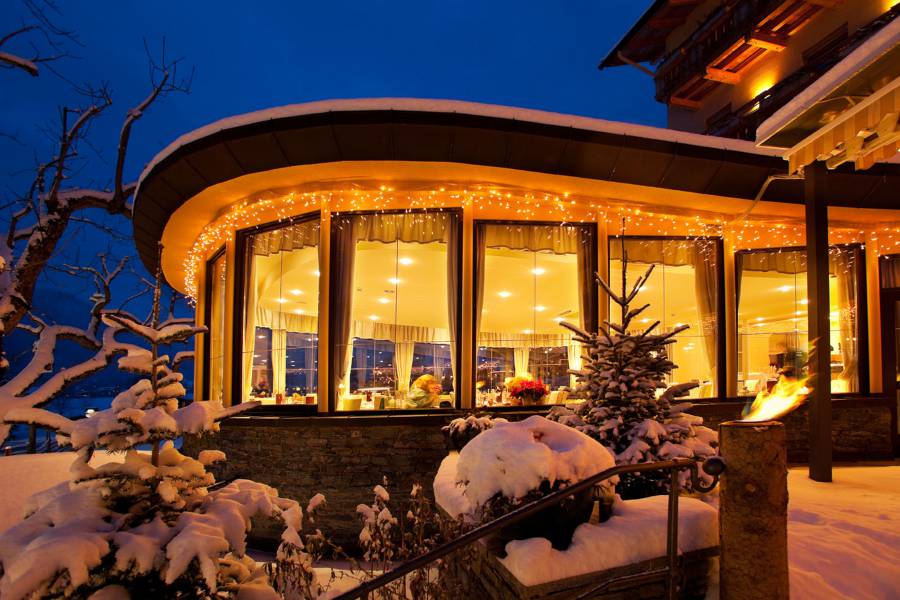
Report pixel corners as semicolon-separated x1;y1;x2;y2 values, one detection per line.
472;219;599;400
232;211;322;406
734;243;869;396
203;245;227;403
327;208;464;412
609;235;727;397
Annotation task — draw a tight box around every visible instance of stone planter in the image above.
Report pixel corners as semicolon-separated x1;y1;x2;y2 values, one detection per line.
493;485;596;552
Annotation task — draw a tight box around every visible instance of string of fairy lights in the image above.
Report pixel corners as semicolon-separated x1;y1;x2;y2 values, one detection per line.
180;183;900;301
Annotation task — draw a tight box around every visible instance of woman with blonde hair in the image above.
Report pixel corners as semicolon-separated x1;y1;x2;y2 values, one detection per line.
406;374;442;408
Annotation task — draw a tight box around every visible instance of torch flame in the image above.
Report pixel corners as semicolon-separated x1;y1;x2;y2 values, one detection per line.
740;376;811;422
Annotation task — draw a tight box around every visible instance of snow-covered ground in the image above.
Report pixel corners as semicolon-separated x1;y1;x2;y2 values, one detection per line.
786;465;900;600
1;453;898;599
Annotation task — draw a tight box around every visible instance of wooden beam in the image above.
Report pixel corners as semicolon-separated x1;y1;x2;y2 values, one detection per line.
804;161;832;483
804;0;842;8
669;95;702;110
705;67;742;85
747;30;788;52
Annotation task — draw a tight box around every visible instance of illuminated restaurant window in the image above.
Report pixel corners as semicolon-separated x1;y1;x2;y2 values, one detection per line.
475;223;596;406
242;217;320;404
330;211;460;410
205;250;227;403
736;246;861;395
608;238;720;399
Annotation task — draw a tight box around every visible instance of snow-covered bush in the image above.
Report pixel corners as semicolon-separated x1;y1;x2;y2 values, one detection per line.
441;413;507;451
354;479;473;599
548;257;718;499
451;416;616;549
0;261;330;600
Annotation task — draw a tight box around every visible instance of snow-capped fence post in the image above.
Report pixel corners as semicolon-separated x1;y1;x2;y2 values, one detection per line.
718;420;789;600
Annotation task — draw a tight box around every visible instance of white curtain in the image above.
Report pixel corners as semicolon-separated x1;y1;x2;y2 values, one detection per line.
242;257;258;401
394;342;416;392
477;332;569;348
271;329;287;395
483;224;581;254
567;339;582;388
514;347;531;377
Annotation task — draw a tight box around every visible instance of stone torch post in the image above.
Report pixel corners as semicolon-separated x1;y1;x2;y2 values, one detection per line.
719;420;789;600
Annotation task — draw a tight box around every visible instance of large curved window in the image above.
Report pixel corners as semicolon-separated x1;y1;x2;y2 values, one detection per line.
241;217;320;404
608;238;720;399
475;222;596;407
330;211;460;410
736;246;861;395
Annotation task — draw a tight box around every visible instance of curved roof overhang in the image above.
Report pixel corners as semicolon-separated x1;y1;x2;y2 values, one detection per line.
134;98;900;281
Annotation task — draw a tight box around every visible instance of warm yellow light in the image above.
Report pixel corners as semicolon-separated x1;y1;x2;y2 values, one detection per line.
830;311;839;319
756;316;764;322
378;297;390;304
294;309;304;315
312;270;321;277
553;316;564;323
741;376;810;422
534;305;546;312
398;257;414;266
531;267;546;275
290;289;303;295
776;285;792;293
523;329;533;334
276;298;287;304
799;299;809;305
388;277;401;285
369;315;379;321
498;290;512;298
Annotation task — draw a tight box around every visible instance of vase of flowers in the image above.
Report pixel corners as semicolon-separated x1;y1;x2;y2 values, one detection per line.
507;377;548;405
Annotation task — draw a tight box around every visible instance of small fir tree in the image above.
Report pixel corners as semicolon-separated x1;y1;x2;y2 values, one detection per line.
548;243;718;499
0;247;327;600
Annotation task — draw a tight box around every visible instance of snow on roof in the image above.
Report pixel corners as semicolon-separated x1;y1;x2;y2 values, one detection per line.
756;16;900;145
137;98;783;191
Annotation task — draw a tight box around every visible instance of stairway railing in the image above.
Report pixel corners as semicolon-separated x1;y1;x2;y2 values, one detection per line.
333;456;724;600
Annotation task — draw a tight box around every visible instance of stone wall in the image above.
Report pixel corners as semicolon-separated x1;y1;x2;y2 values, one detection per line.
184;398;894;549
688;396;895;462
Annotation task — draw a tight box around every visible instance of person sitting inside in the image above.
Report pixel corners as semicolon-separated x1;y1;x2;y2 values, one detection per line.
406;374;442;408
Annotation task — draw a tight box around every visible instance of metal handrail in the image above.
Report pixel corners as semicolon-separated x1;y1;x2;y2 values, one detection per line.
333;456;724;600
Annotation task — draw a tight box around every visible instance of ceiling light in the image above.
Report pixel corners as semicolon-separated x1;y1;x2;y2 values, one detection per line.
312;270;320;277
830;311;839;319
497;290;511;298
294;309;304;315
276;298;287;304
389;277;401;285
398;257;414;266
534;305;546;312
290;289;303;295
522;329;533;334
531;267;546;275
640;318;650;323
378;297;390;304
369;315;379;321
553;316;564;323
258;335;266;339
776;285;792;293
799;298;809;305
756;317;764;322
675;322;685;327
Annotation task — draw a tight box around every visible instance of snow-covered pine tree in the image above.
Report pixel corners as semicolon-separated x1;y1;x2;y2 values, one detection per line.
0;246;324;600
547;244;718;499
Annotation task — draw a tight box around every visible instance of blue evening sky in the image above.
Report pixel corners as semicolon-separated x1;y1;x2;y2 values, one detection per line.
1;0;662;314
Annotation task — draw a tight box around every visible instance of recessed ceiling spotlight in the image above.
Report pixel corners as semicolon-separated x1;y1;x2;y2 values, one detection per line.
497;290;511;298
522;329;533;334
276;298;287;304
398;257;414;266
389;277;401;285
531;267;546;275
534;305;546;312
799;299;809;305
756;317;764;322
312;270;320;277
553;316;564;323
290;289;303;295
257;335;266;339
294;309;304;315
378;297;390;304
776;285;792;293
369;315;379;321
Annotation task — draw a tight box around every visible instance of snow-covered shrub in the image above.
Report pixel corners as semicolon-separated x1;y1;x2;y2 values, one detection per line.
548;258;718;499
453;416;616;549
441;413;507;451
0;263;331;600
354;479;474;599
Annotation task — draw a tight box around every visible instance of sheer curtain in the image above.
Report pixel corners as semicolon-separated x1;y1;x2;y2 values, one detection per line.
514;347;531;377
271;329;287;395
242;255;258;401
447;219;460;392
832;248;859;392
693;241;718;378
394;342;416;392
330;216;357;400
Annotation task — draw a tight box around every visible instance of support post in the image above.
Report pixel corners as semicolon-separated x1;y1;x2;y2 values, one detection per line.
804;162;832;482
719;421;789;600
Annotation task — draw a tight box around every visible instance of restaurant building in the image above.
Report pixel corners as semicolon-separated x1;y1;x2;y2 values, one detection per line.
131;2;900;542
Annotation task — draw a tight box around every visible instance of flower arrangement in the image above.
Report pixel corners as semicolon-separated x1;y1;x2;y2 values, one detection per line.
507;377;548;405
